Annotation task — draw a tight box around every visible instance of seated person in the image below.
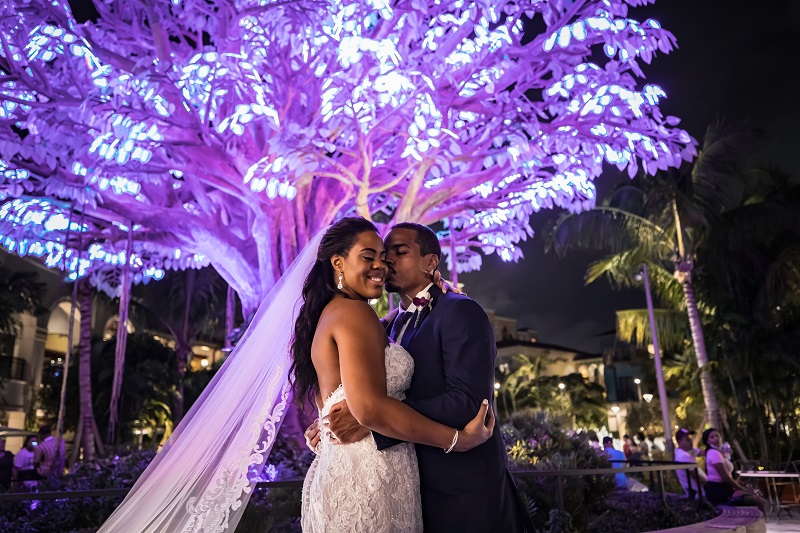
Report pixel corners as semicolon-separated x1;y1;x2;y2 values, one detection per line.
702;428;765;515
13;436;39;490
674;428;705;498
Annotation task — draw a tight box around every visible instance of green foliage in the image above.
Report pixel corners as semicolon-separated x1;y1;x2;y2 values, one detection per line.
0;452;151;533
183;358;224;414
615;308;690;353
546;122;800;463
369;291;392;318
547;509;578;533
503;410;615;531
35;333;178;446
625;401;664;437
0;436;314;533
0;264;46;336
132;268;227;345
586;492;715;533
497;355;607;430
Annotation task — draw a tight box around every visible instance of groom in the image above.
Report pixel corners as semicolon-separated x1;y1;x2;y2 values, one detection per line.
308;222;532;532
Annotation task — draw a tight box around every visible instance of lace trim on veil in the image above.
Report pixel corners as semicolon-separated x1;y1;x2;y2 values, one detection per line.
183;375;292;533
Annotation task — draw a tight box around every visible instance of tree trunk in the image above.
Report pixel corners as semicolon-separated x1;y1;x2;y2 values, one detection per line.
678;270;723;430
68;418;82;465
173;340;192;423
225;284;236;351
78;280;96;462
55;281;79;449
173;269;196;423
107;228;133;443
747;371;770;462
92;416;106;457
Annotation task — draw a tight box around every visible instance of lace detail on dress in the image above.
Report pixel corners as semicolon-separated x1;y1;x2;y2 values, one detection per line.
302;344;422;532
183;367;291;533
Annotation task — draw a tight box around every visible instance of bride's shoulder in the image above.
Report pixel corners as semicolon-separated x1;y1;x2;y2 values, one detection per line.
321;297;377;322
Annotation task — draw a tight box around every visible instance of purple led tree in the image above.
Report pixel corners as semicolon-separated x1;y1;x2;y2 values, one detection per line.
1;0;695;315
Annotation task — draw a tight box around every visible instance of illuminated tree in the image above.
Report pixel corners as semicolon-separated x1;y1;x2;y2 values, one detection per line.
1;0;694;317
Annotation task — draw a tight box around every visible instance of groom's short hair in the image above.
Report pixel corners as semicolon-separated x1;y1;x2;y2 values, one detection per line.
393;222;441;260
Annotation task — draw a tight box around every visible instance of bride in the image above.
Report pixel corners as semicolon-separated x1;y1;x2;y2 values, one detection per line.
294;217;493;532
97;217;491;533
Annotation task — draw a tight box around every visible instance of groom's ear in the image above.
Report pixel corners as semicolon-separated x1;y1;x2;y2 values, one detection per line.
424;254;439;275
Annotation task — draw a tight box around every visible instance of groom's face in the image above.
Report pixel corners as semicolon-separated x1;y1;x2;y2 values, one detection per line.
384;228;436;294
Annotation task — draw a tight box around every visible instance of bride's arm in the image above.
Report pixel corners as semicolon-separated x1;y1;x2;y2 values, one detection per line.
333;301;490;451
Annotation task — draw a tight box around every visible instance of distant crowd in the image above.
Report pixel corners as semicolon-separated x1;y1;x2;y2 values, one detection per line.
0;425;65;492
592;427;766;515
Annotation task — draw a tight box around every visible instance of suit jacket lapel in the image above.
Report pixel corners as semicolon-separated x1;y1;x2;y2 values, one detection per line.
384;308;400;336
402;284;442;347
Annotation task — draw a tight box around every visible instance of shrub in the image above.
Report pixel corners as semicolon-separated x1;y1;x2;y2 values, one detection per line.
587;491;716;533
0;434;314;533
503;410;615;532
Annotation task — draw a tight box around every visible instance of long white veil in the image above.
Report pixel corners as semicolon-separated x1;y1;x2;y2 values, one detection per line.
99;228;326;533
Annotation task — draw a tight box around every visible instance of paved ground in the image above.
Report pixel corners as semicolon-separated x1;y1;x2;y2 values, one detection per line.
767;516;800;532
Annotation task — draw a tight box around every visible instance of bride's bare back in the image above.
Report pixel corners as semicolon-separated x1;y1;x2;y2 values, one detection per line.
311;296;388;410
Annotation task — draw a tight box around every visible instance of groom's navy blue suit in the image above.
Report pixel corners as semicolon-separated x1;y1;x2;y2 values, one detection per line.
375;285;532;532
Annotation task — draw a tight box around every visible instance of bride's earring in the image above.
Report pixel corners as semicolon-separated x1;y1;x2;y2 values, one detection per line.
337;272;343;290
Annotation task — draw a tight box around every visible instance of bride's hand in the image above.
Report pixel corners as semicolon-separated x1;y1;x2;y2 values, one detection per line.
433;270;463;295
454;399;494;452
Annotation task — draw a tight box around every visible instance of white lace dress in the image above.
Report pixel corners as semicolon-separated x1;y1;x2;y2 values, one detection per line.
301;343;423;532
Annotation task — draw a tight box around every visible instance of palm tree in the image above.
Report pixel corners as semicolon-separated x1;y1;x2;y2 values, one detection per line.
74;279;102;462
691;167;800;461
133;268;226;422
547;124;763;430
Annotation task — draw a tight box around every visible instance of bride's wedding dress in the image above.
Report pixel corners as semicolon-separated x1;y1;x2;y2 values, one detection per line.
301;343;423;532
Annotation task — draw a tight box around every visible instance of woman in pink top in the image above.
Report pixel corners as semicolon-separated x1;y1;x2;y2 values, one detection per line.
702;428;765;515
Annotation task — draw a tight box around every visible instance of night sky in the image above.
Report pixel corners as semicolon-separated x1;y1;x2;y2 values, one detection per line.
461;0;800;354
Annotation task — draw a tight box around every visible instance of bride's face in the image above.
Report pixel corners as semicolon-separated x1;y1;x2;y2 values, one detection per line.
334;231;387;301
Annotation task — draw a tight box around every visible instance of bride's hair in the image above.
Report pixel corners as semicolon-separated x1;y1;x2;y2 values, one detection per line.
290;216;379;404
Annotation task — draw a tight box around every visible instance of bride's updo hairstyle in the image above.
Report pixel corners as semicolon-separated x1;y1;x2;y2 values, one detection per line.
290;216;380;404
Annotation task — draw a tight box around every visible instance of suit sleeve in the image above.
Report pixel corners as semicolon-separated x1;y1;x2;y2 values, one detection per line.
404;298;495;429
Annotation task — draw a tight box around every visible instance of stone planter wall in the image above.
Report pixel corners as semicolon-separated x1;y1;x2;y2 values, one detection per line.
651;506;765;533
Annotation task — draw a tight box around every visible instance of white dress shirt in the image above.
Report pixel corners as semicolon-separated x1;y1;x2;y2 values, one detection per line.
395;282;434;344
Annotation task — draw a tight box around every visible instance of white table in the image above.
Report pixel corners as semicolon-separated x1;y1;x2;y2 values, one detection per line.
738;471;800;520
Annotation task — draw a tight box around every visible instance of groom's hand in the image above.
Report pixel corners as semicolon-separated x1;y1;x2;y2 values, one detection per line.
324;400;370;444
304;420;321;454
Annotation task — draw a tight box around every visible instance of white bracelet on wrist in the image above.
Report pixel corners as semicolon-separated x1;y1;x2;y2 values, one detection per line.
444;430;459;453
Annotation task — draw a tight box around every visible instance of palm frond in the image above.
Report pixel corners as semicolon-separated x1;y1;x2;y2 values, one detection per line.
691;122;762;215
713;202;800;252
615;308;689;353
547;207;674;259
644;262;690;311
585;249;648;286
